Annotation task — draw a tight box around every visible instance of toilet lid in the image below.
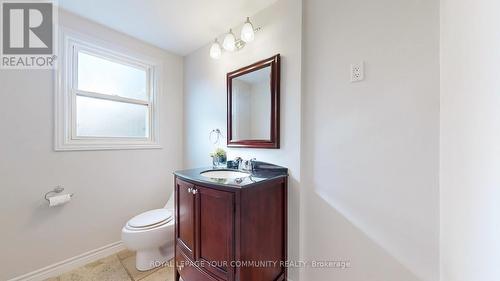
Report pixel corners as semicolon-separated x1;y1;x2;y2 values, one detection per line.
127;209;173;229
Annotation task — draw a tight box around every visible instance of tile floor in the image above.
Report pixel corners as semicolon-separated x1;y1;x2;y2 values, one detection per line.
43;250;175;281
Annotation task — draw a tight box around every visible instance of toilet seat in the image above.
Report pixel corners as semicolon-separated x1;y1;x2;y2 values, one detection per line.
126;209;173;231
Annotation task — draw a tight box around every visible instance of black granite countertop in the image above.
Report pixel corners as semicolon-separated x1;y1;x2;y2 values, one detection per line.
174;161;288;188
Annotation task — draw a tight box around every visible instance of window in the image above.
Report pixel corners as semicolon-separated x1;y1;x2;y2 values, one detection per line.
55;29;161;150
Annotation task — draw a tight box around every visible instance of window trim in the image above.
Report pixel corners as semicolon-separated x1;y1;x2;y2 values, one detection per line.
55;28;161;151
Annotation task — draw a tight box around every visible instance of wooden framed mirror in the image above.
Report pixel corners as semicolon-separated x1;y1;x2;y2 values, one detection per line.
227;54;280;149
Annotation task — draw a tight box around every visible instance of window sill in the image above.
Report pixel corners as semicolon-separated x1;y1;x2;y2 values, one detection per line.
54;141;162;151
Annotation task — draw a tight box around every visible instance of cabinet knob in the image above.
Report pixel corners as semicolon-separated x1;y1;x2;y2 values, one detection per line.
187;187;193;193
192;188;198;195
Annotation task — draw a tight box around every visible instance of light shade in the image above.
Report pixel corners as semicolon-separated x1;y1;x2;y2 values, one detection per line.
241;17;255;43
222;29;236;52
209;39;222;59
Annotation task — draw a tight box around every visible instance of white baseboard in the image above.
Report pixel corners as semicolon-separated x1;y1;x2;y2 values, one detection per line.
7;241;126;281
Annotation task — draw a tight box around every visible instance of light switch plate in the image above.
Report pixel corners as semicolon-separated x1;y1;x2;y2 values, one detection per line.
350;62;364;82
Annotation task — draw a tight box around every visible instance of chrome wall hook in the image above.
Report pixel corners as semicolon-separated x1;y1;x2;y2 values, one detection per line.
44;186;74;202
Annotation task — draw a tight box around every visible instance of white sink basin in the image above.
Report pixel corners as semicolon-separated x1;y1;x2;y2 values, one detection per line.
200;170;250;179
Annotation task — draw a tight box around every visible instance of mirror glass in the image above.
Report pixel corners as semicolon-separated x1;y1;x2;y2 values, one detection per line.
231;66;271;140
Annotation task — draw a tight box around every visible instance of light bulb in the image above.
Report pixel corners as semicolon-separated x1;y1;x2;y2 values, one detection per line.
210;39;222;59
241;17;255;43
222;29;236;52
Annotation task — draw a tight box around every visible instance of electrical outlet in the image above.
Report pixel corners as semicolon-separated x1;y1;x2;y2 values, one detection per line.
350;62;364;82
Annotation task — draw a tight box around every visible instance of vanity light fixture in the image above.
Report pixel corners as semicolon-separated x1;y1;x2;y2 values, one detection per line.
210;39;222;59
240;17;255;43
222;29;236;52
210;17;260;59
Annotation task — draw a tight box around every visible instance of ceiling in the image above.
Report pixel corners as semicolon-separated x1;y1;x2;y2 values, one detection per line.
59;0;278;56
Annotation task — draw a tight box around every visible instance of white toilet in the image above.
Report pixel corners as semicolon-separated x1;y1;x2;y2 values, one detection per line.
121;195;175;271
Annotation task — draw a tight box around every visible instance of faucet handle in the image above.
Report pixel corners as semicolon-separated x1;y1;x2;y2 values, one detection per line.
250;158;256;170
243;158;256;171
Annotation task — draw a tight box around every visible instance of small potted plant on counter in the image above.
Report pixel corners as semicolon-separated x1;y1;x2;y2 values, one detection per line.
210;148;227;168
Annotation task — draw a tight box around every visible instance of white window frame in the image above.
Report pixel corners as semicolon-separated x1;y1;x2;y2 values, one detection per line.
55;28;161;151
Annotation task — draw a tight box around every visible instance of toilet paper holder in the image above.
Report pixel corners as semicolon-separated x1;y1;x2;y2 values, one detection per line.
44;186;74;202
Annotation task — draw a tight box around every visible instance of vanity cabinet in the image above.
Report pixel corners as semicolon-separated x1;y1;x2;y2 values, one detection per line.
174;176;287;281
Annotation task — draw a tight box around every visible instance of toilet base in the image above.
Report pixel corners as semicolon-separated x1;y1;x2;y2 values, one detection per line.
135;243;174;271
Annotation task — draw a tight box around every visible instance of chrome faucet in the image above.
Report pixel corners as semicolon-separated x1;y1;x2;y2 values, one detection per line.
240;158;256;171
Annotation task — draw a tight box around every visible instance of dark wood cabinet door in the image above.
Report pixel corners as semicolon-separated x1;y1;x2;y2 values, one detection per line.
176;246;218;281
195;186;234;280
175;179;196;259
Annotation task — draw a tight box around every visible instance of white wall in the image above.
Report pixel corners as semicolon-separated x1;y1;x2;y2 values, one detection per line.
0;10;183;280
183;0;302;279
301;0;440;281
440;0;500;280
